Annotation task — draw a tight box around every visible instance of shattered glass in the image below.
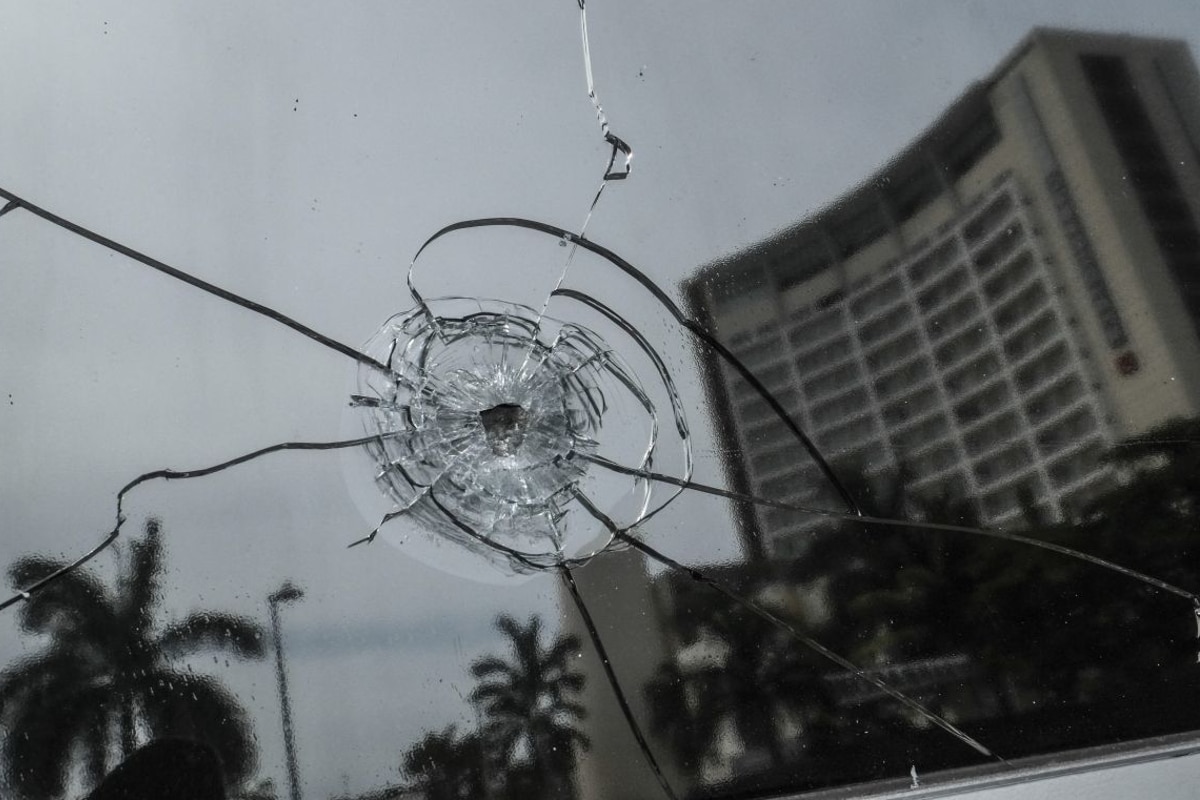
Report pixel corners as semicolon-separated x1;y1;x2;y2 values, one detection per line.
2;2;1200;800
352;296;666;571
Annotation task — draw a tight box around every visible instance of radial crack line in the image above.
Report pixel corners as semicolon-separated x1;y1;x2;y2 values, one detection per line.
349;444;478;548
553;289;691;444
576;452;1200;607
568;487;1003;763
519;0;633;372
0;433;399;613
561;566;678;800
425;486;545;572
578;0;632;181
347;493;429;549
0;187;388;372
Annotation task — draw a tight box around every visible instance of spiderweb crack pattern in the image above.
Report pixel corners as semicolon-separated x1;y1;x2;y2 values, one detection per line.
354;298;663;572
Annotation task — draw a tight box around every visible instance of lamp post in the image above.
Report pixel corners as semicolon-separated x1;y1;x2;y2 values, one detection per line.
268;581;305;800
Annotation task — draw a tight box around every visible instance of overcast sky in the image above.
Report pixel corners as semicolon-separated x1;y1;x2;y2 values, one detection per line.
2;2;1199;798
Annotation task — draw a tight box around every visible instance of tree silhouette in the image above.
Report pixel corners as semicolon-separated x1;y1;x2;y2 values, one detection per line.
645;569;836;782
402;725;488;800
469;614;589;799
687;591;795;765
1087;416;1199;585
969;417;1200;707
832;489;989;660
645;658;720;775
641;421;1200;791
0;519;266;800
786;462;934;662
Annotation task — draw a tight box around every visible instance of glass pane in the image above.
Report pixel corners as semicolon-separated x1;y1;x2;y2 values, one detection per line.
2;4;1199;800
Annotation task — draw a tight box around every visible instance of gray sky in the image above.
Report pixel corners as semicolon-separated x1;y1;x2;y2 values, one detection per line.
2;2;1199;798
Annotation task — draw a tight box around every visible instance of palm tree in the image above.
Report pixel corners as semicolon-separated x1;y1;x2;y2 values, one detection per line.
645;575;835;778
402;725;488;800
791;460;929;660
971;418;1200;705
645;659;716;773
469;614;589;799
833;489;989;661
0;519;266;799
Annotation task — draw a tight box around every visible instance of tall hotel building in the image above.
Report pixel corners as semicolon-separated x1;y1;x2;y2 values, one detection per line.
684;29;1200;558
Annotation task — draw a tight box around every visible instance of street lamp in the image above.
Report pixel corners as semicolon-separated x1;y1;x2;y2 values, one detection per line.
268;581;305;800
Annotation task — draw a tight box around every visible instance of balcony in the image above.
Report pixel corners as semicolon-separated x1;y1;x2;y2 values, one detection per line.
874;354;933;398
908;238;963;286
865;330;923;373
954;379;1012;427
1025;375;1086;425
811;387;871;428
916;265;971;314
803;361;863;400
973;442;1035;487
982;250;1038;304
935;324;990;369
926;295;982;342
963;410;1023;456
1036;407;1099;457
795;334;854;374
789;307;847;347
1002;308;1058;362
994;280;1049;333
1048;439;1107;489
891;413;951;453
881;386;940;427
971;221;1027;274
859;304;916;346
945;351;1003;397
849;276;904;320
1014;342;1072;394
963;190;1017;245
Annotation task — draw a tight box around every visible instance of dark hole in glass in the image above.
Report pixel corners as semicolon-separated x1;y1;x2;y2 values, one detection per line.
479;402;530;456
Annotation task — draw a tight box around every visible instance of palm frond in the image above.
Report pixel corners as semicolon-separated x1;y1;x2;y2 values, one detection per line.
402;724;462;781
2;521;263;798
7;555;117;639
543;634;583;667
0;647;97;717
553;671;586;694
469;655;516;680
492;613;524;643
1;681;111;800
157;612;266;659
141;670;258;788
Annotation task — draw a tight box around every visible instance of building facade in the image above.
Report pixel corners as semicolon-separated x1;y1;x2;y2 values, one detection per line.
684;29;1200;558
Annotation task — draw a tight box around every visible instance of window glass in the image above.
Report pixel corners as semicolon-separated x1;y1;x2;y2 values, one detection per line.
2;4;1199;800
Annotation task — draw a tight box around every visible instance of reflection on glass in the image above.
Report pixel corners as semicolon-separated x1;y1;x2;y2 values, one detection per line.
1;8;1199;800
659;25;1200;799
468;615;585;798
1;520;265;798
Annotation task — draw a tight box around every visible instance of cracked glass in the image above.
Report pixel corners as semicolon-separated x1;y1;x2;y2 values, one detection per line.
2;3;1200;800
